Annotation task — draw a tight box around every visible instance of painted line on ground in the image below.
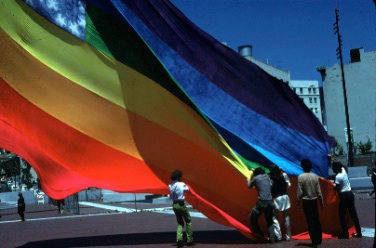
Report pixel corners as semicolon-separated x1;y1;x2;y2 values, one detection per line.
361;227;375;238
150;208;207;218
0;213;119;224
79;201;135;213
1;201;374;238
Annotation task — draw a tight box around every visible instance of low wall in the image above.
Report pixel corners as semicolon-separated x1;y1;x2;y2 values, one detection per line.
328;165;373;190
0;190;37;204
0;189;156;205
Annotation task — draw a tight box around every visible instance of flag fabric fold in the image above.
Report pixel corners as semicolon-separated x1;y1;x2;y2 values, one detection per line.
0;0;341;240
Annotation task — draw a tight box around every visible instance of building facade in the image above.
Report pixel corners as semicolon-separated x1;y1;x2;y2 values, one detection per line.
238;45;291;83
289;80;323;124
317;48;376;153
238;45;323;124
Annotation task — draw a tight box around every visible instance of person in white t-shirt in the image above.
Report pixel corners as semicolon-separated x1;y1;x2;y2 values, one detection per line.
168;169;194;247
332;161;362;239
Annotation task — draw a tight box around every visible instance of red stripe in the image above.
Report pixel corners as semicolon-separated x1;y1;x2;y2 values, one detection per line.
0;77;344;240
0;77;166;197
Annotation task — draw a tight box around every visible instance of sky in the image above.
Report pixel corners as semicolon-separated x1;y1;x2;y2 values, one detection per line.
170;0;376;83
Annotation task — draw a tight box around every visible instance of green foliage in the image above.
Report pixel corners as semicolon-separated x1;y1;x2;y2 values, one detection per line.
331;136;344;156
336;145;344;156
355;138;373;155
21;161;34;190
0;156;20;177
0;153;34;190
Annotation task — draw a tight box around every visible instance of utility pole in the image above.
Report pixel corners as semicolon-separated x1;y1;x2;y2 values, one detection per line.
333;9;354;166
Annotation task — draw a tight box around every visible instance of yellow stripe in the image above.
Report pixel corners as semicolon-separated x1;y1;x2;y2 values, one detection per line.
0;29;217;159
0;0;250;177
0;0;125;106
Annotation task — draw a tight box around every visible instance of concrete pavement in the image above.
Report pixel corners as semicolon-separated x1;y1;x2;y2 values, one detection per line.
0;191;375;248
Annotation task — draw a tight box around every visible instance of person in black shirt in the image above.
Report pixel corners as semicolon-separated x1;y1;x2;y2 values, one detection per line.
270;165;292;241
17;192;25;221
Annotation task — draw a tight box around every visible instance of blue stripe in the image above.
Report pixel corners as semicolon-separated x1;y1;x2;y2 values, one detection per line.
106;0;332;176
25;0;333;177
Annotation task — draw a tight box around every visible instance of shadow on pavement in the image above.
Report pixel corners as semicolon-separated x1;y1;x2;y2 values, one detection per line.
16;230;253;248
295;242;315;247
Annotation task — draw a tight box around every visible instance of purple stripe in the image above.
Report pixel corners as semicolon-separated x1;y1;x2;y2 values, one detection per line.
122;0;331;144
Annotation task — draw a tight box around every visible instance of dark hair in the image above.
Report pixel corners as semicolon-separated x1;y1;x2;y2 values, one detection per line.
301;159;312;172
253;167;265;177
270;164;282;179
332;161;343;173
170;169;182;181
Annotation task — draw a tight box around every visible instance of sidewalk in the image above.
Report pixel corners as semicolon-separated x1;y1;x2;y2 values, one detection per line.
0;192;375;248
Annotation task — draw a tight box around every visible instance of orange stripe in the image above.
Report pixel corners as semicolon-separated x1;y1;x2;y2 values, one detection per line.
1;26;258;237
0;77;167;195
0;29;234;162
0;30;343;239
0;75;256;237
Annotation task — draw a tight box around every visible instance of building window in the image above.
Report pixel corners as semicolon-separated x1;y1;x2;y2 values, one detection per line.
314;98;317;103
299;88;303;94
308;88;312;94
313;88;316;94
309;97;312;103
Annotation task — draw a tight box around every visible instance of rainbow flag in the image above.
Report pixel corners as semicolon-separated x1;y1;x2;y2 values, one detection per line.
0;0;340;240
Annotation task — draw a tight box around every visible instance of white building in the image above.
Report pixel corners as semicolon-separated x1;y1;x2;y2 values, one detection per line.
289;80;323;124
237;45;323;124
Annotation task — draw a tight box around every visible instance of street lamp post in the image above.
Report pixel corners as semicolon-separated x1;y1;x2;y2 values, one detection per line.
333;9;354;166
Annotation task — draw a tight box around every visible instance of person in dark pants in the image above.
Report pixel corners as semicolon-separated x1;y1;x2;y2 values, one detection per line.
57;199;65;214
248;167;276;243
17;192;25;221
332;161;362;239
297;159;324;248
168;169;194;247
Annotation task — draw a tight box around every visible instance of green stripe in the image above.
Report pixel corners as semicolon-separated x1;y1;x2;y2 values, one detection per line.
85;4;197;111
84;5;249;173
236;154;267;172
